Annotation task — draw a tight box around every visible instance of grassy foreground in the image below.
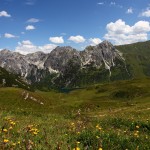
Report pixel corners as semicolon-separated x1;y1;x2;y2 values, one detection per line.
0;78;150;150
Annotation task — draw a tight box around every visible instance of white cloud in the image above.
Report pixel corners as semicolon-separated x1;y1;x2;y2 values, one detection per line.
49;36;64;44
25;25;35;30
68;35;86;43
132;21;150;33
110;2;122;8
15;40;57;55
21;40;32;45
38;44;57;52
104;19;150;45
126;8;133;14
61;33;67;36
25;0;35;5
110;2;116;5
89;38;102;46
97;2;104;5
0;11;11;17
140;8;150;17
4;33;18;38
27;18;40;23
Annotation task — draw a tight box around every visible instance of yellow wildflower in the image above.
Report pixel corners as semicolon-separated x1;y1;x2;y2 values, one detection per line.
134;132;138;136
18;141;21;144
134;132;139;138
73;147;80;150
9;126;13;130
3;129;8;132
12;143;16;146
98;127;102;130
3;139;9;143
10;121;16;126
136;125;139;129
71;122;75;126
96;136;99;139
98;148;103;150
33;132;38;135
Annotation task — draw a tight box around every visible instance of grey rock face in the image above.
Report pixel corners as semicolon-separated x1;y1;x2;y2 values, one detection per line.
81;41;123;68
0;41;125;83
25;51;48;69
0;50;49;83
0;49;28;76
44;46;81;73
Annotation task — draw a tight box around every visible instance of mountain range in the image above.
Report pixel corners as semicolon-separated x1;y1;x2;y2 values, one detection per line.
0;40;150;90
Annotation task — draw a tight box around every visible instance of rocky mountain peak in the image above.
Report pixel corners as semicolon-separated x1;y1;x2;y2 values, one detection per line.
50;46;77;55
100;40;113;46
0;49;12;56
44;46;81;72
0;40;126;85
81;40;124;71
0;49;11;53
96;40;115;51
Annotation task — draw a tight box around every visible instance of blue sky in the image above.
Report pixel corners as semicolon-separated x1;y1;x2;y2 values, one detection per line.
0;0;150;54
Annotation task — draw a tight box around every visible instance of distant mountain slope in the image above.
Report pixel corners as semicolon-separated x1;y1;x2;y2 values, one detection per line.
0;67;33;91
0;41;129;88
117;40;150;78
53;41;130;88
0;40;150;89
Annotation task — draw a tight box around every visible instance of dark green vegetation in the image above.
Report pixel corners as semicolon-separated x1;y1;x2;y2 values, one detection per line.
0;67;33;91
36;58;131;90
0;78;150;149
117;40;150;78
55;58;131;88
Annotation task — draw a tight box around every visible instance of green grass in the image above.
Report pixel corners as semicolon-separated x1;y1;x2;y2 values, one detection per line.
117;40;150;78
0;78;150;149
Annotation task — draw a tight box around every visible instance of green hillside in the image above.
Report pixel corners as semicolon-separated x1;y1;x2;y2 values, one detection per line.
117;40;150;78
0;78;150;149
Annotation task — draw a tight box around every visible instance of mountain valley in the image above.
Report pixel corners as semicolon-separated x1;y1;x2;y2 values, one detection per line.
0;40;150;149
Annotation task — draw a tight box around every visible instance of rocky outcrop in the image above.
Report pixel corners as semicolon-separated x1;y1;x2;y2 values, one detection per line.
81;41;125;75
0;50;49;83
44;46;81;73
